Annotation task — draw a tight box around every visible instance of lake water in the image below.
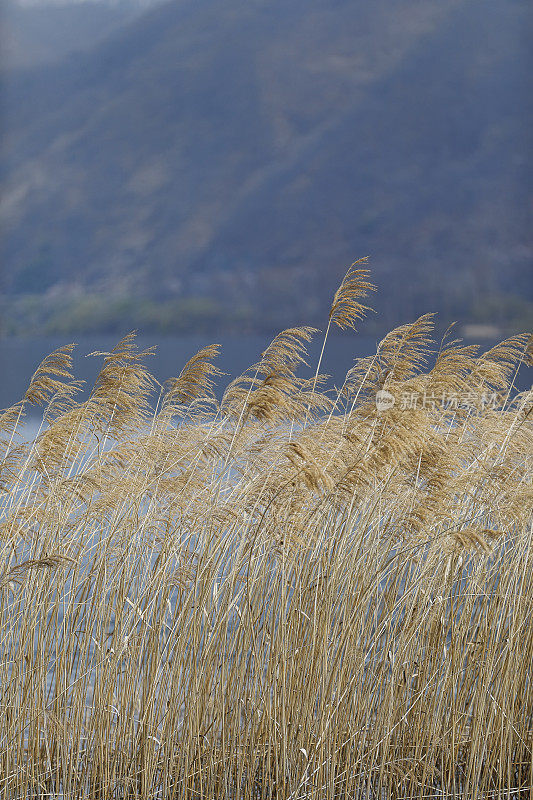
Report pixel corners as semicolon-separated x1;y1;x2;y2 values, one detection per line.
1;334;531;432
0;333;380;410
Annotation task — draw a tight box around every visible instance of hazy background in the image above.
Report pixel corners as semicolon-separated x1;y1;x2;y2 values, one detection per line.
0;0;532;405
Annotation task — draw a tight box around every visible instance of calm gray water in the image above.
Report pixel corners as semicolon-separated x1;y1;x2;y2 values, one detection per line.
1;334;531;429
0;333;379;411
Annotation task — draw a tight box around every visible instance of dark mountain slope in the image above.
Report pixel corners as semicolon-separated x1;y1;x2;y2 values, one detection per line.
197;0;532;325
1;0;146;70
1;0;531;334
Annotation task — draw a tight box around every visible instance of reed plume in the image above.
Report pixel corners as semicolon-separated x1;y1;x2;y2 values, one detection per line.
328;259;376;330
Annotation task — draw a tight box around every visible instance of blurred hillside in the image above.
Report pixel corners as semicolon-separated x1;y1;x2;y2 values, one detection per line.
1;0;148;69
1;0;532;336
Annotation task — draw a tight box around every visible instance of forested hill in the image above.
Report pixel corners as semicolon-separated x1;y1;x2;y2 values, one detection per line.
1;0;145;69
1;0;531;335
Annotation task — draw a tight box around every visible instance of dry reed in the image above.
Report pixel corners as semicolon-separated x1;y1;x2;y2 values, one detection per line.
0;266;532;799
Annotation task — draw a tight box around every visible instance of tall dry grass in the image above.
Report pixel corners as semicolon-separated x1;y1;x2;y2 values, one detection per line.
0;266;532;799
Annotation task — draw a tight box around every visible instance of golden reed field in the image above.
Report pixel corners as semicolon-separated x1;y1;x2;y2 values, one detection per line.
0;265;532;799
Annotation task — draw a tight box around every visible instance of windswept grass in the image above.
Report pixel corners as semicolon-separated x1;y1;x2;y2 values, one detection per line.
0;266;532;799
